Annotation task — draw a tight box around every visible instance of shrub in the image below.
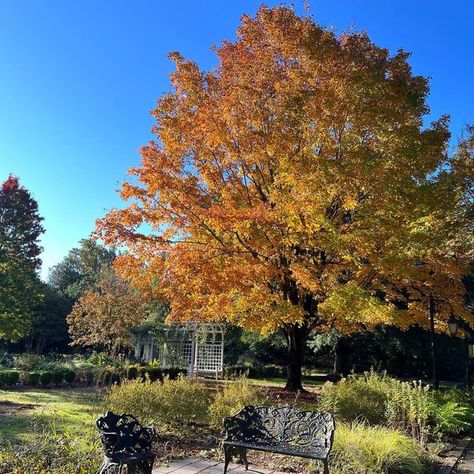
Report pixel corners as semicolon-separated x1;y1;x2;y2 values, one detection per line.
97;366;122;386
126;365;139;380
76;367;97;385
105;376;210;430
145;367;162;382
224;365;250;378
52;371;64;385
14;353;47;371
163;367;187;379
209;377;268;429
319;372;389;425
330;422;427;474
28;372;41;385
63;369;76;384
7;371;19;386
40;372;53;386
0;371;20;386
0;372;8;386
319;371;433;445
0;352;13;368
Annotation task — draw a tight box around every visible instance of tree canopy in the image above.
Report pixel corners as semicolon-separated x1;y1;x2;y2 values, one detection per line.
48;238;116;300
67;275;148;355
0;175;44;341
98;6;473;389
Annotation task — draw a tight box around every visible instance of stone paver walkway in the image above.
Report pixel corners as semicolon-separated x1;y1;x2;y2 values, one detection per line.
454;440;474;474
153;458;286;474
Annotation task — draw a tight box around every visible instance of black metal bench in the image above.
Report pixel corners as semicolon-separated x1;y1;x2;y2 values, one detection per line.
223;406;335;474
96;411;156;474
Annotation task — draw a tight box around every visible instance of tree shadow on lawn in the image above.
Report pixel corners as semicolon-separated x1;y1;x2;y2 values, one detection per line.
0;388;101;444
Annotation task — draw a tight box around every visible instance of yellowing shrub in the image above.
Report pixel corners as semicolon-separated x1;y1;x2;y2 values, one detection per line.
209;376;268;429
104;376;210;430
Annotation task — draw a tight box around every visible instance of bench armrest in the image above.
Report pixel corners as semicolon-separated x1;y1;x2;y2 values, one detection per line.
139;426;156;447
98;430;120;457
223;415;241;441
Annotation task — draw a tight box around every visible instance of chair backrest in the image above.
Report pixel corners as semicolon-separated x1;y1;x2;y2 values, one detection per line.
226;405;335;452
96;411;154;457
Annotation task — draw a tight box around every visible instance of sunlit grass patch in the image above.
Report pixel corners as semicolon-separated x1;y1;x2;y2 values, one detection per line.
0;388;101;444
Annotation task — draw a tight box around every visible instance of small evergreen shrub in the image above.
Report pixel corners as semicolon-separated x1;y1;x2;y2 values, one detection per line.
163;367;187;379
51;371;64;385
7;371;19;386
40;372;53;386
63;369;76;384
0;372;8;386
98;367;122;386
28;372;41;385
126;365;139;380
209;376;268;429
145;367;162;382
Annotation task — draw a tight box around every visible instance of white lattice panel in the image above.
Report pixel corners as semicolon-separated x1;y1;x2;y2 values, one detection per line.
195;344;223;372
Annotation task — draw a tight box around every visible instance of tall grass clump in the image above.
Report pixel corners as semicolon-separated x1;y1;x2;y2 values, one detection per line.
104;376;210;430
330;422;427;474
209;376;268;429
319;371;432;445
0;422;101;474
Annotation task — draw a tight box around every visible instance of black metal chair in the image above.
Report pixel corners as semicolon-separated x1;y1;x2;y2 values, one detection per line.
96;411;156;474
223;405;335;474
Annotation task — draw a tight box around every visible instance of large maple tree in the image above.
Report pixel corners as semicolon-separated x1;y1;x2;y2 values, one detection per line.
98;6;473;390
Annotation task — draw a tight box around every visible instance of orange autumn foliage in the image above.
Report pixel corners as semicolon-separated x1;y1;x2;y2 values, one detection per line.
67;277;148;355
97;6;473;386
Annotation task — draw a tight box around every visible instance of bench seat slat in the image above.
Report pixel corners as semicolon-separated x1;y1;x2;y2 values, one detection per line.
223;440;329;460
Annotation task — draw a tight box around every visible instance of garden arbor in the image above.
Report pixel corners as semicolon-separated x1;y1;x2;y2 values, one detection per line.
135;322;225;378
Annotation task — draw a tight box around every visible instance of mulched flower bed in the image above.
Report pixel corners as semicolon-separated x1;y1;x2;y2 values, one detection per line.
153;386;320;473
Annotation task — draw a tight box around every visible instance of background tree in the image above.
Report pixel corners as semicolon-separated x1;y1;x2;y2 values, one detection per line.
25;283;72;354
48;238;115;300
0;175;44;341
67;275;148;355
98;6;473;389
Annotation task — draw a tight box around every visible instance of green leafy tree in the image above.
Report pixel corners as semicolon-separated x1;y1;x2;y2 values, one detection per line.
26;283;72;354
48;238;115;300
0;175;44;341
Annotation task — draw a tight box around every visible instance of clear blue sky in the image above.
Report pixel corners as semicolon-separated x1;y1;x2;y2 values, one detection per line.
0;1;472;280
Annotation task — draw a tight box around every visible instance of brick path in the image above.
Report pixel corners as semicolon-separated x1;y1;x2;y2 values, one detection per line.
153;458;286;474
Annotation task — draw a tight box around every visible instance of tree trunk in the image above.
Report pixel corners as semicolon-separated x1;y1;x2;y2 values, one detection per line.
334;337;351;376
283;325;307;391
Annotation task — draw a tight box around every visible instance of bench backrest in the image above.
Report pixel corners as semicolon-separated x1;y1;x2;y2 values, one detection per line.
96;411;155;458
224;405;335;452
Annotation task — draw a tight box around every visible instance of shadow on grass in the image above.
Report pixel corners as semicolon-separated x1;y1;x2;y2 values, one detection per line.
0;387;101;445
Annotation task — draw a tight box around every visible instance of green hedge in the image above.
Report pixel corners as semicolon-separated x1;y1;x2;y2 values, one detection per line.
224;365;285;378
0;371;20;387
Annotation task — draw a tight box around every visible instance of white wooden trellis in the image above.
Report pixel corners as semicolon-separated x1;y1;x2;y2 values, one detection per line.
135;323;225;379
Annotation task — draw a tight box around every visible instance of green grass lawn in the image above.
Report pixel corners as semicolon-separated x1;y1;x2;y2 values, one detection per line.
249;376;324;388
0;388;101;444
